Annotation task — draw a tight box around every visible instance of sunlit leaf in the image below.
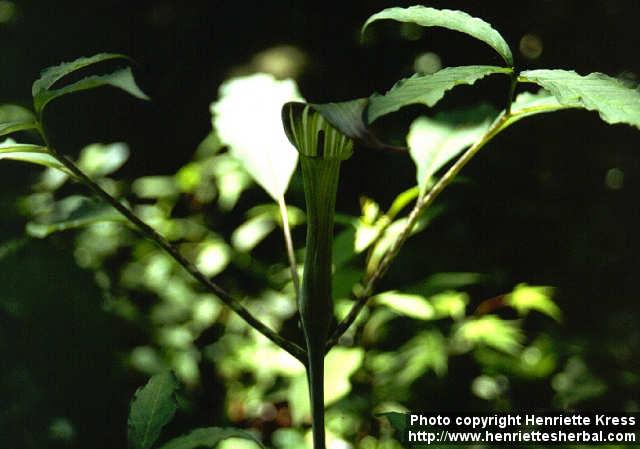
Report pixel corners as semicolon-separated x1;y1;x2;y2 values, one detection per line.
506;283;561;321
231;214;276;252
454;316;524;354
0;104;38;138
399;330;448;380
77;142;130;177
32;53;128;96
430;291;469;320
363;6;514;66
508;89;573;124
0;139;68;172
407;104;497;192
26;195;126;238
374;291;435;320
35;66;149;115
212;73;303;200
128;372;179;449
519;69;640;129
158;427;265;449
367;65;511;123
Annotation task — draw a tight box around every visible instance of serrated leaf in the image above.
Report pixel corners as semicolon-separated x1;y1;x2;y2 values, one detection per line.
35;66;149;114
407;104;497;192
367;65;511;123
374;291;435;320
128;372;179;449
506;283;561;321
32;53;128;98
519;69;640;129
26;195;127;238
212;73;303;200
363;6;513;66
158;427;264;449
0;104;38;138
0;139;67;172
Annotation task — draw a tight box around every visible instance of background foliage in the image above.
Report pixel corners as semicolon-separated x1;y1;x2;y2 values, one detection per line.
1;1;639;448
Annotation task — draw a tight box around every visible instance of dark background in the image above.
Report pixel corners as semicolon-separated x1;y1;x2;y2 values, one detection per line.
1;1;639;448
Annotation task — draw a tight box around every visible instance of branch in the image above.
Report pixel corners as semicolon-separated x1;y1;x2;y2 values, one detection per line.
327;112;510;350
38;129;306;363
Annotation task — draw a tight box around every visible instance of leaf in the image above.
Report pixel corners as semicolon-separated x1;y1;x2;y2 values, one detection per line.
32;53;129;97
26;195;127;238
212;73;303;200
519;69;640;129
376;411;408;439
374;291;435;320
35;66;149;115
454;316;524;354
0;139;67;172
0;104;38;138
158;427;264;449
407;104;497;192
367;65;511;123
506;283;561;321
128;372;179;449
363;6;513;66
77;142;130;177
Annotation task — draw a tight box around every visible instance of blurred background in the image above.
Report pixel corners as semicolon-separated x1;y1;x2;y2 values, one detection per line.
1;1;639;448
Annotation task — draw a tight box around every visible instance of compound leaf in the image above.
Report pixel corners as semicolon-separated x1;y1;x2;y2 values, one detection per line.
363;6;513;66
367;65;511;123
127;372;179;449
0;140;67;172
519;69;640;129
158;427;265;449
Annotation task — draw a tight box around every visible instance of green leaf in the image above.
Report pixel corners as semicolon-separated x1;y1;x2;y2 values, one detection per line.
374;291;435;320
32;53;129;96
367;65;511;123
376;412;408;439
454;316;524;354
363;6;513;66
519;69;640;129
0;104;38;138
26;195;126;238
0;139;67;172
158;427;264;449
506;283;561;321
407;104;497;192
128;372;179;449
77;142;130;177
35;66;149;115
212;73;303;200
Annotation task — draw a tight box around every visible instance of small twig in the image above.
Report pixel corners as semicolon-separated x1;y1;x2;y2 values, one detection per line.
277;196;301;304
38;127;306;363
327;112;510;350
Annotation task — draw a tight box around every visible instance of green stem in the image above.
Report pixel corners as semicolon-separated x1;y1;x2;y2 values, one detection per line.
299;156;342;449
36;124;306;363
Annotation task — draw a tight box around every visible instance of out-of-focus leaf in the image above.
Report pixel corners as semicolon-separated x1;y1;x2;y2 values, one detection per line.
77;142;130;177
374;291;435;320
454;316;523;354
195;239;231;277
363;6;514;66
519;69;640;129
26;195;126;238
132;176;179;199
0;139;68;172
158;427;265;449
506;283;561;321
430;291;469;320
407;272;484;297
231;214;276;252
407;104;497;192
35;67;149;114
376;412;407;440
0;104;38;137
212;73;303;200
128;372;179;449
367;65;511;123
